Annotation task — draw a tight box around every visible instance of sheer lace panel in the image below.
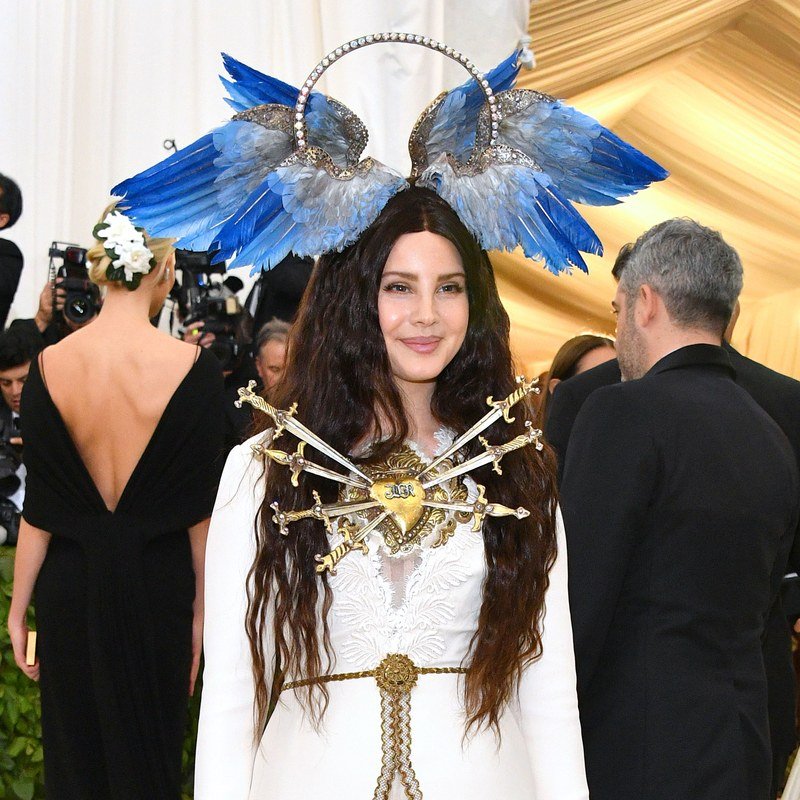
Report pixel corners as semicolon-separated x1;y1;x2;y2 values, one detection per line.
377;549;423;611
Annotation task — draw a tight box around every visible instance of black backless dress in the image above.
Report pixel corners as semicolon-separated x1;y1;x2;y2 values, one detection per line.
21;348;225;800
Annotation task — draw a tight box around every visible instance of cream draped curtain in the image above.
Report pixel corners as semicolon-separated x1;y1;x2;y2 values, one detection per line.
1;0;526;321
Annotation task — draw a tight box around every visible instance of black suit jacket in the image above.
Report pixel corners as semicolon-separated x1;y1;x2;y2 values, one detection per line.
0;239;23;329
561;345;800;800
544;357;621;481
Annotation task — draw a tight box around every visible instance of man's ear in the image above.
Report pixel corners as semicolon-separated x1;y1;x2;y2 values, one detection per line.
635;284;659;327
0;213;10;230
548;377;561;395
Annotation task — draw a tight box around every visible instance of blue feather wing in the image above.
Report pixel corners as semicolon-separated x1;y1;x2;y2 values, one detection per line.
418;154;602;275
221;54;361;167
498;91;668;205
112;131;227;250
113;53;374;259
420;50;520;165
212;160;409;273
112;119;293;251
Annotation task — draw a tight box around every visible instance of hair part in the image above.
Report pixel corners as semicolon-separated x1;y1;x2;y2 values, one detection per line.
86;201;174;289
245;187;559;738
615;218;743;335
0;173;23;228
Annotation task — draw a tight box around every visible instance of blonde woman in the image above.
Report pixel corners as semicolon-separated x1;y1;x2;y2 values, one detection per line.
7;206;225;799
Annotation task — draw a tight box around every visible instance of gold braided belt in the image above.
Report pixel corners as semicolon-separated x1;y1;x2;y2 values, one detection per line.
282;653;467;800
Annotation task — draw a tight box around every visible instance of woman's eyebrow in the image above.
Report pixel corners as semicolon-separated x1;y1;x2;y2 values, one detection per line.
381;271;465;281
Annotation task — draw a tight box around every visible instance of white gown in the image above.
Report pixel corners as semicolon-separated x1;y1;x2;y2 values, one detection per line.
195;431;589;800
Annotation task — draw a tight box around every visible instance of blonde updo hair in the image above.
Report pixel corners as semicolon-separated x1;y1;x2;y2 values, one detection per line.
86;201;175;288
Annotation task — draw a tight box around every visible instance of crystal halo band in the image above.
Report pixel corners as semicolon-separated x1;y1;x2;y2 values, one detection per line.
294;33;499;150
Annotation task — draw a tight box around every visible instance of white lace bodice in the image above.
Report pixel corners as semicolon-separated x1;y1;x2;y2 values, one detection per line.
195;433;589;800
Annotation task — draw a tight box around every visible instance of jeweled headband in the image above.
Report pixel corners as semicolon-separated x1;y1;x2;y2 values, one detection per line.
112;33;667;276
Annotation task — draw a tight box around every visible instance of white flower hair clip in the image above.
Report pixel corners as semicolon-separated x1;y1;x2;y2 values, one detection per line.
92;211;155;289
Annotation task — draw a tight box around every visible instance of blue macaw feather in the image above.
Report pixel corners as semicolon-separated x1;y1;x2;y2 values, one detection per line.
221;53;329;120
498;94;668;206
424;50;520;164
221;53;306;111
419;156;601;275
212;160;407;271
112;131;229;248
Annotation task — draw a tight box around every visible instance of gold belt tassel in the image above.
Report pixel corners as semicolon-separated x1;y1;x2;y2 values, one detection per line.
283;653;466;800
373;654;422;800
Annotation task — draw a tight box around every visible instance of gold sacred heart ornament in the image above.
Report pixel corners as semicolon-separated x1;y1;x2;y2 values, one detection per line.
370;475;426;533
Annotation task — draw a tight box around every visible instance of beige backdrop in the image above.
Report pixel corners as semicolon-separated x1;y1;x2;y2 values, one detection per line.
502;0;800;380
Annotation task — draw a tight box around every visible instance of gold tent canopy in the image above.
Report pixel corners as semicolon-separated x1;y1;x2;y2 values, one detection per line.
499;0;800;379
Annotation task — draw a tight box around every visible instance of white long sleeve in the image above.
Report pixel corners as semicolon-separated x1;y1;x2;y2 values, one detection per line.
517;507;589;799
195;438;270;800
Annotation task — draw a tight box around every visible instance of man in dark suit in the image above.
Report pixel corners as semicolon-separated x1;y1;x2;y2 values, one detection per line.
547;317;800;796
0;173;24;329
561;218;800;800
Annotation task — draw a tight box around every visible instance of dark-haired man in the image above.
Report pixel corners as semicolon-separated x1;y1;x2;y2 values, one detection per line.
0;173;24;328
561;219;800;800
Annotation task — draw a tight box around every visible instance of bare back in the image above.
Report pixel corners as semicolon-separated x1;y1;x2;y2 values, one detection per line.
40;324;200;513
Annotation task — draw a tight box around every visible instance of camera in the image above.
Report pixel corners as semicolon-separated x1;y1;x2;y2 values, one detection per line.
0;440;21;546
48;242;101;325
173;249;245;371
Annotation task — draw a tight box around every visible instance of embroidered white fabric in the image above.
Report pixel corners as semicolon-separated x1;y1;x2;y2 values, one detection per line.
195;432;589;800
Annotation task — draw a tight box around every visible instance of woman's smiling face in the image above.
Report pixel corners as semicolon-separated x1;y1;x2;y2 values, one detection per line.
378;230;469;392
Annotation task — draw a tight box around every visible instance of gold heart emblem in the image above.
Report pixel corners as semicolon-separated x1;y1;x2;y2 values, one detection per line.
370;475;425;534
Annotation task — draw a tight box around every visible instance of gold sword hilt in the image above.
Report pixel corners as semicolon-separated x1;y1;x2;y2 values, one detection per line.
271;491;331;535
235;381;298;439
485;375;539;424
479;421;543;475
314;518;369;575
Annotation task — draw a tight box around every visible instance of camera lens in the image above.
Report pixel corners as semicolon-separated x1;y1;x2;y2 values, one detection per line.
65;295;95;324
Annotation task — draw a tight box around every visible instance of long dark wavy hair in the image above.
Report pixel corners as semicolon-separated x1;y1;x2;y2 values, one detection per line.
246;186;559;737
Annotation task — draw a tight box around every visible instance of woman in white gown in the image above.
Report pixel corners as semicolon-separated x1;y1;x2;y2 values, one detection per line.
194;187;589;799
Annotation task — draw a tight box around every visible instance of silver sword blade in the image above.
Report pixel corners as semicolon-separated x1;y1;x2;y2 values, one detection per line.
416;376;537;480
347;510;391;547
237;381;372;483
301;460;372;489
416;406;503;480
421;451;498;489
283;419;372;484
422;500;475;514
323;500;382;518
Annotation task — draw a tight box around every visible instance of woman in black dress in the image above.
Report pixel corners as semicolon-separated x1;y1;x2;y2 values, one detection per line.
7;206;225;799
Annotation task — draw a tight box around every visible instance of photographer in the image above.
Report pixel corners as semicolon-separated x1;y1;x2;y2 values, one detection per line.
174;250;257;452
0;326;40;544
10;245;100;344
0;173;24;329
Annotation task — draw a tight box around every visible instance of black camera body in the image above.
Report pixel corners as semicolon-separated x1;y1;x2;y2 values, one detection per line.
173;249;244;370
0;434;22;545
49;242;101;325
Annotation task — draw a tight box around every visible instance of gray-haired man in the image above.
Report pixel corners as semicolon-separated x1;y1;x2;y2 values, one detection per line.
561;219;800;800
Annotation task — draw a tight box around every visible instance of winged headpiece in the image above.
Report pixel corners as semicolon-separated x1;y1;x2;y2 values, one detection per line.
112;33;667;275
